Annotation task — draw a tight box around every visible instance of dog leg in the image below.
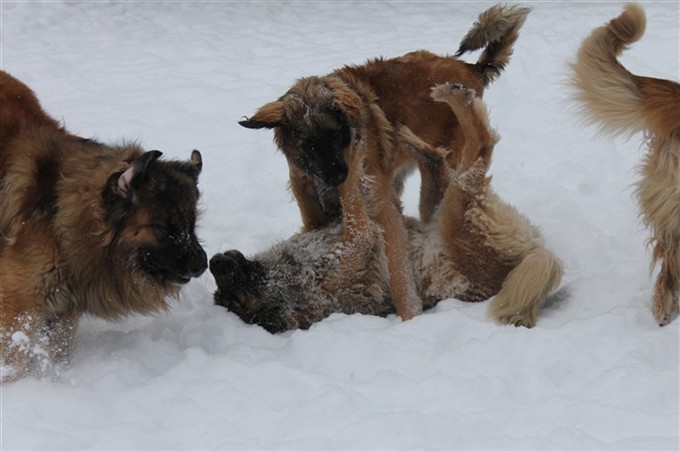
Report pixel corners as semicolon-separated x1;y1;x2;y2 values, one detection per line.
430;83;496;172
430;84;494;242
431;83;562;327
373;175;423;320
337;138;372;243
398;126;451;223
652;241;680;326
359;127;424;320
289;166;335;231
323;138;382;293
0;296;41;382
43;309;80;366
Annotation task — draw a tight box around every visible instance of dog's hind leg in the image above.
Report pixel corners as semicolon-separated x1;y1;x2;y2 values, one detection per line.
651;240;680;326
430;83;496;173
430;83;563;327
428;84;496;242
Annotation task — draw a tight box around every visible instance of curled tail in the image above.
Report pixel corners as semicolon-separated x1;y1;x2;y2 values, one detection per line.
456;4;531;86
570;4;648;137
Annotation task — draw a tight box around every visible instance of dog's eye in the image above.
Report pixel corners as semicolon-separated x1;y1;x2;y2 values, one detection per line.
148;223;169;236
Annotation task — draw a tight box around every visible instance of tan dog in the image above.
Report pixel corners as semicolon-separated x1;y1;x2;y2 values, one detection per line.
570;4;680;325
0;71;208;381
239;5;531;321
211;83;562;332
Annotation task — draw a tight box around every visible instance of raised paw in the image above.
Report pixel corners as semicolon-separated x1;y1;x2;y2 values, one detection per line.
210;250;262;292
430;82;477;105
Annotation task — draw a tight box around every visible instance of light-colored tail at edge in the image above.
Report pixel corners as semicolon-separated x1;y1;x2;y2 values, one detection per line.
569;4;647;137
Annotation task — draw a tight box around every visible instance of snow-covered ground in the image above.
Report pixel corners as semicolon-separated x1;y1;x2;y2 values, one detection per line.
1;1;678;450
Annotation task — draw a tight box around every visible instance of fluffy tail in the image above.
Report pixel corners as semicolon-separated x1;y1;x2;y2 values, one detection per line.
570;4;648;137
488;247;564;328
456;4;531;86
571;4;680;140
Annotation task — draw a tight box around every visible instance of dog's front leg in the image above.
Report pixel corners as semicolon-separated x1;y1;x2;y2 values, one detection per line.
374;175;423;320
337;139;372;242
43;309;80;365
0;296;41;382
289;166;333;231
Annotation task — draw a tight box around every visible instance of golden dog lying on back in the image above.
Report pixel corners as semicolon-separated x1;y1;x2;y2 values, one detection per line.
212;83;563;332
239;5;531;321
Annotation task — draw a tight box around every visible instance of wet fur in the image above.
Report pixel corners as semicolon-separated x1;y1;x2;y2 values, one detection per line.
570;4;680;325
0;71;208;381
212;84;562;333
239;4;531;321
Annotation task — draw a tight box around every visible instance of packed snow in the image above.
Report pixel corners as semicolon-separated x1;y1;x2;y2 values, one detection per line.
1;1;678;450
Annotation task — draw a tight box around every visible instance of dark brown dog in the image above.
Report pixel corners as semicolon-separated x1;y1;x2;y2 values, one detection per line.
212;84;562;333
0;71;208;381
239;5;531;321
570;4;680;325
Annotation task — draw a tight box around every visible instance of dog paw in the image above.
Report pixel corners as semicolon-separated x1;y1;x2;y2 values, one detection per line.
209;250;250;289
495;311;537;329
430;83;476;105
653;292;679;326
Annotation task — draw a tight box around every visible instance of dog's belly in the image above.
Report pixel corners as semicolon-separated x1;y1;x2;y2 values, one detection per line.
406;220;472;307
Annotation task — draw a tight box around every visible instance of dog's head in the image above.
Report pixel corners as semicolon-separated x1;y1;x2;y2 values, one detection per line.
240;76;363;187
103;149;208;286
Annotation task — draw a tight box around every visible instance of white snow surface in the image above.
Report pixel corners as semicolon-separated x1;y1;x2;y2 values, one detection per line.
1;1;679;450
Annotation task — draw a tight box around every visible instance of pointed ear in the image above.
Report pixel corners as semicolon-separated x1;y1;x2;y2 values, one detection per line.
239;101;285;129
116;150;163;198
327;78;363;127
190;150;202;177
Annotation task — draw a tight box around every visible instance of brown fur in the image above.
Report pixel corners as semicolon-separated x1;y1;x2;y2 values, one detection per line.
570;4;680;325
211;83;562;332
240;4;531;321
0;71;208;381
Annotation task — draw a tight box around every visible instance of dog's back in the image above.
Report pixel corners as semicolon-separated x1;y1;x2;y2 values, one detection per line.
337;5;531;154
570;4;680;139
0;71;63;172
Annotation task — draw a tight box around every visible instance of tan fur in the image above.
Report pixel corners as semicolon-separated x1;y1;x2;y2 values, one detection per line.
242;5;531;321
212;84;562;331
407;84;563;327
570;4;680;325
0;71;205;381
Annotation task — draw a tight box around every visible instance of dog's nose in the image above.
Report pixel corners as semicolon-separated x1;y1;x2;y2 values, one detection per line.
188;247;208;277
326;167;348;187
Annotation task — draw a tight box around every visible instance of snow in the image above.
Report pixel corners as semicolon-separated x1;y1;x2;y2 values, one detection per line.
1;1;679;450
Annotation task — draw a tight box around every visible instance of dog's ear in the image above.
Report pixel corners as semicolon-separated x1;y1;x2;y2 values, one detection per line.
239;101;285;129
115;150;163;199
190;150;202;178
327;78;363;127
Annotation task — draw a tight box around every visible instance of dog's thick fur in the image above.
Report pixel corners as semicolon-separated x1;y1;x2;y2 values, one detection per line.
239;5;531;321
212;84;562;333
0;71;208;381
570;4;680;325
